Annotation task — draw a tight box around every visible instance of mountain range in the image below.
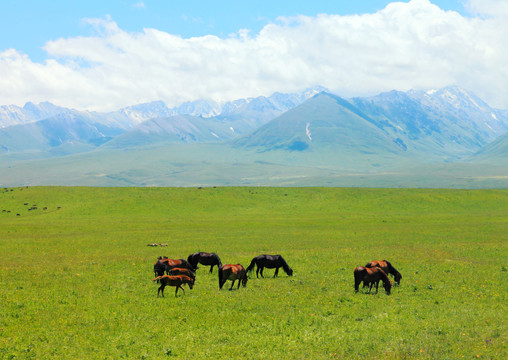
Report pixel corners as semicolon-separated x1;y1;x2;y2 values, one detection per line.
0;86;507;188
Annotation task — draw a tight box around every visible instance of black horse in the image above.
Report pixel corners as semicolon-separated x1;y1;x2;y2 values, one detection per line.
187;252;222;273
246;254;293;278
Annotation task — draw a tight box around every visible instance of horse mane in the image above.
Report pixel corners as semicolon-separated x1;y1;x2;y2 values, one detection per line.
215;253;222;267
378;268;391;284
278;255;292;273
383;260;400;277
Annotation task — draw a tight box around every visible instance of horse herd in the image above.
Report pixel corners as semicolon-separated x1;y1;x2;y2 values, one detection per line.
152;252;402;297
152;252;293;297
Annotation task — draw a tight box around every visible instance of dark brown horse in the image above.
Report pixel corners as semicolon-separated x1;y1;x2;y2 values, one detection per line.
152;275;194;297
187;252;222;273
365;260;402;285
154;257;196;277
246;254;293;278
354;266;392;295
167;267;195;280
218;264;248;290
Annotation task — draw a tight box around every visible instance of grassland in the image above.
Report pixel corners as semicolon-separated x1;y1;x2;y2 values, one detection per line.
0;186;506;359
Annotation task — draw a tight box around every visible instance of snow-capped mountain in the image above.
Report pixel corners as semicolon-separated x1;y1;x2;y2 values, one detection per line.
0;102;72;128
407;86;508;139
113;86;328;126
0;86;507;163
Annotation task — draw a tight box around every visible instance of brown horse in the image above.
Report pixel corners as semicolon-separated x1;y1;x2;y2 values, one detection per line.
167;267;196;280
218;264;248;290
152;275;194;297
154;257;196;277
354;266;392;295
365;260;402;285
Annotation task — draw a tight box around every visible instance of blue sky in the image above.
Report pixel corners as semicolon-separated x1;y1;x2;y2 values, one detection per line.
1;0;507;111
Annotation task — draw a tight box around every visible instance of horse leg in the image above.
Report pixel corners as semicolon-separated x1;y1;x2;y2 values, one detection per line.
374;280;380;294
354;279;361;292
230;279;235;290
175;285;185;297
274;267;279;278
158;284;165;297
260;267;265;278
256;266;260;278
210;264;214;273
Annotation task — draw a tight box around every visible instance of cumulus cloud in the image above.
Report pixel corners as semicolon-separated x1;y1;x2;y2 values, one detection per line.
1;0;507;111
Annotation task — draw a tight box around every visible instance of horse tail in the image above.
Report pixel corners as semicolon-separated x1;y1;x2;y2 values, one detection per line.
218;265;224;289
216;253;222;267
353;267;364;292
246;258;256;273
187;253;194;266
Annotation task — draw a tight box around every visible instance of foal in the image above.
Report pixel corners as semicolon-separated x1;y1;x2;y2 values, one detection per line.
167;267;195;280
153;275;194;297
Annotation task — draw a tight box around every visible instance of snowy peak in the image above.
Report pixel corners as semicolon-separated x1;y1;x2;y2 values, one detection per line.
0;101;71;128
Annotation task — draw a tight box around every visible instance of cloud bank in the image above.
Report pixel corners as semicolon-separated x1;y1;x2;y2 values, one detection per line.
1;0;507;111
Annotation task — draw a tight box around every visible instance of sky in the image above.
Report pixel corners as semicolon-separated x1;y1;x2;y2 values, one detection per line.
1;0;508;111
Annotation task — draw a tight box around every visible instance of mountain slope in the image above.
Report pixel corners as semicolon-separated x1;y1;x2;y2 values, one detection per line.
234;92;405;154
351;88;508;160
0;112;125;155
472;132;508;164
103;115;237;148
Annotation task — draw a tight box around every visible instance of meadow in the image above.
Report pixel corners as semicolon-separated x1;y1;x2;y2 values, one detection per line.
0;186;506;359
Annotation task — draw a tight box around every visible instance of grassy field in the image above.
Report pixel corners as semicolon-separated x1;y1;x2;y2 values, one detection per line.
0;186;506;359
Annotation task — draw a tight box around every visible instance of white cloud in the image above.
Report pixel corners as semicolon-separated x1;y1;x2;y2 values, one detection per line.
133;2;146;9
1;0;508;111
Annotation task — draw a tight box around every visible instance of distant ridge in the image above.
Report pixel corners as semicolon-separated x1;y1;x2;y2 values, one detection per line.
0;86;507;187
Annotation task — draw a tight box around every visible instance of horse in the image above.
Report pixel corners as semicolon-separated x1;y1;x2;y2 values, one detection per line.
187;252;222;273
168;267;196;280
154;256;196;278
152;275;194;297
246;254;293;278
365;260;402;285
354;266;392;295
218;264;248;290
154;257;168;277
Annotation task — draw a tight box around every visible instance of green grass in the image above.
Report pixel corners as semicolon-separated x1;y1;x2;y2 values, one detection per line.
0;186;507;359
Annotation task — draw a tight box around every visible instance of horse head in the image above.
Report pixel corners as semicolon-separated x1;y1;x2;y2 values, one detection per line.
383;279;392;295
241;273;248;288
394;272;402;285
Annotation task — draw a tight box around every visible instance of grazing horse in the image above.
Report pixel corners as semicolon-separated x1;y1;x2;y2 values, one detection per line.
218;264;248;290
354;266;392;295
365;260;402;285
154;257;196;278
168;267;196;280
152;275;194;297
187;252;222;273
246;254;293;278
